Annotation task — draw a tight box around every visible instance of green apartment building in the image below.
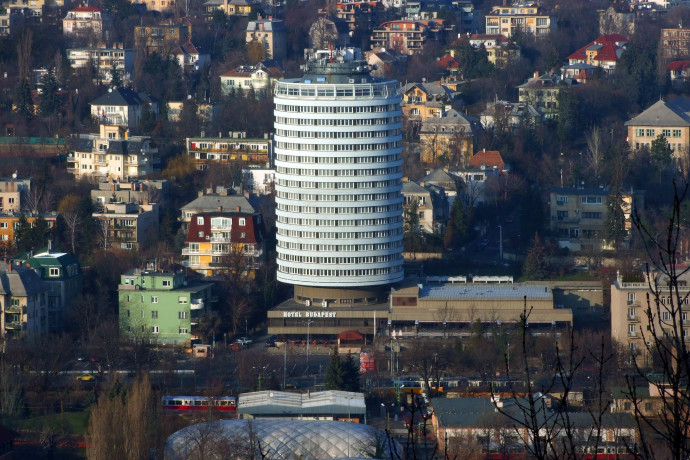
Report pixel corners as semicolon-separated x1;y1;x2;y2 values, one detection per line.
118;269;214;346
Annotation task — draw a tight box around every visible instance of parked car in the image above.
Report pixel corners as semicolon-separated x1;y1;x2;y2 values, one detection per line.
76;374;95;381
235;337;253;346
265;336;277;347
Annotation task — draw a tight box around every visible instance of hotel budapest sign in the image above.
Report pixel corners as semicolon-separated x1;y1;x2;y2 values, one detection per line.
283;311;337;318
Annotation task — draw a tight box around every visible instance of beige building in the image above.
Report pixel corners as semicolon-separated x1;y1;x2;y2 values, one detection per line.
485;3;555;39
203;0;258;16
0;177;30;213
419;109;480;166
661;28;690;62
92;202;159;250
220;64;283;97
402;180;447;234
549;187;644;251
625;97;690;160
518;72;576;119
186;134;273;169
62;6;109;43
246;18;287;61
611;269;690;368
66;123;160;180
67;45;134;84
0;263;49;339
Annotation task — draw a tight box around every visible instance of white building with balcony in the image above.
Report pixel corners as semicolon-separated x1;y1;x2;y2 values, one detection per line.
89;86;159;131
274;47;404;305
67;45;134;84
92;202;160;250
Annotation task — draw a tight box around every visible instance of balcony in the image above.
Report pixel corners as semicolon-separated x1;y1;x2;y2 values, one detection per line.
190;300;204;310
209;235;232;243
4;305;21;314
4;321;21;330
627;315;639;322
628;331;639;338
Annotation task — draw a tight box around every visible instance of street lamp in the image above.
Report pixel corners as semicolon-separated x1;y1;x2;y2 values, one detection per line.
305;320;314;370
497;225;503;261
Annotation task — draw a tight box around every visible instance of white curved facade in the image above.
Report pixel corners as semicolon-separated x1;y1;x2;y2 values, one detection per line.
274;61;404;287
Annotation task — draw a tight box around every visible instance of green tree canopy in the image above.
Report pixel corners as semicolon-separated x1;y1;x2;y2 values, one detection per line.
522;233;549;280
324;347;360;392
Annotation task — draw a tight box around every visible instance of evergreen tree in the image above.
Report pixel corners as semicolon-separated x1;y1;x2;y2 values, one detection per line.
324;347;360;391
14;78;34;121
13;215;30;253
650;134;673;168
605;186;626;250
38;68;62;119
522;233;549;280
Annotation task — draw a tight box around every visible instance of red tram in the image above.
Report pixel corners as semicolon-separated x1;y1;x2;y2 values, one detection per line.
161;395;237;412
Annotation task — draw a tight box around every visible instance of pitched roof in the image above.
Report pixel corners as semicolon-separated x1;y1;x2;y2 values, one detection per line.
567;34;628;63
437;54;459;69
0;263;48;297
184;211;263;244
402;181;430;195
70;6;101;12
625;97;690;127
469;150;505;170
668;60;690;71
90;87;158;107
181;194;257;214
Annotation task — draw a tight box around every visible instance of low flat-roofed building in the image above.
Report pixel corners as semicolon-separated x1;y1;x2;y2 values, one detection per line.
238;390;366;421
268;277;572;340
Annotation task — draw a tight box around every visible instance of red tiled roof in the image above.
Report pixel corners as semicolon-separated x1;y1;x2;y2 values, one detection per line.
437;54;459;69
71;6;101;11
668;61;690;71
185;212;263;245
567;34;628;63
469;150;505;170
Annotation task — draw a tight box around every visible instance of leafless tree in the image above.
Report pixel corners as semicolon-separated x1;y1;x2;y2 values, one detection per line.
17;30;32;80
585;126;604;184
626;182;690;460
63;212;82;254
97;217;110;251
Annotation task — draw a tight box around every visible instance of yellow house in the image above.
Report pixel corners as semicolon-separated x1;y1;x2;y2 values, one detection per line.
419;109;480;166
203;0;258;16
402;82;458;124
625;97;690;159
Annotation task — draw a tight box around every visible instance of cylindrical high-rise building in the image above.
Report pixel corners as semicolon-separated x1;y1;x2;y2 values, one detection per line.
274;48;403;305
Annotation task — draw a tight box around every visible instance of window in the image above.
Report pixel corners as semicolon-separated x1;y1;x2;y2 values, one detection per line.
49;268;60;277
178;296;187;304
162;280;171;287
662;311;671;321
635;128;645;137
628;324;636;334
152;310;158;319
662;129;671;137
646;128;655;137
188;242;199;253
556;195;568;204
628;293;636;304
179;311;187;319
179;327;188;334
581;196;602;204
0;223;7;228
151;326;159;333
628;308;636;319
239;218;246;226
151;296;158;303
197;216;204;225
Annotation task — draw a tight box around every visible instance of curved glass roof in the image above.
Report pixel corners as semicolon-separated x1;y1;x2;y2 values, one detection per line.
165;419;399;460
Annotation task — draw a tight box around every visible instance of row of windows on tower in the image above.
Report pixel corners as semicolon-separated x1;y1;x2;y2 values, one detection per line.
276;191;399;202
275;86;398;98
278;228;403;239
277;216;402;227
276;166;401;176
279;254;402;264
277;266;403;277
275;104;399;113
278;204;400;214
276;141;401;151
276;154;400;164
275;129;401;139
276;179;399;189
275;116;401;126
277;241;402;251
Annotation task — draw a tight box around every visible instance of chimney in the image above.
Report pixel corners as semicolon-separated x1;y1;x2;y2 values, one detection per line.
236;206;241;212
533;71;539;79
218;206;223;212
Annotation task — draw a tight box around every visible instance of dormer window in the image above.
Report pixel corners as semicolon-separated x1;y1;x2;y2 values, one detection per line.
49;268;60;277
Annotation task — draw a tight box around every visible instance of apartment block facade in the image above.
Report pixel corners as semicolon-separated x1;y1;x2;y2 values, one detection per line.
485;4;555;39
118;270;214;346
186;135;273;169
92;202;159;250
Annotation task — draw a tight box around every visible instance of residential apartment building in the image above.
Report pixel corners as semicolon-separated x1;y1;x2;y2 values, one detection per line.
246;18;287;61
134;18;192;55
401;81;458;124
0;177;30;213
518;72;577;119
549;187;644;251
454;34;519;68
402;180;448;234
66;123;160;180
182;211;265;277
336;0;384;35
625;97;690;159
92;202;159;250
219;64;283;97
661;27;690;62
567;34;628;73
0;213;58;249
0;262;48;339
67;45;134;84
203;0;258;16
598;4;635;36
479;100;543;132
16;248;82;334
118;269;214;346
611;269;690;368
452;149;506;206
179;190;258;231
91;179;169;209
370;19;454;55
131;0;175;12
419;108;481;166
0;10;24;36
485;3;556;39
62;6;109;43
89;86;159;131
186;134;273;169
173;41;210;72
166;101;221;124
